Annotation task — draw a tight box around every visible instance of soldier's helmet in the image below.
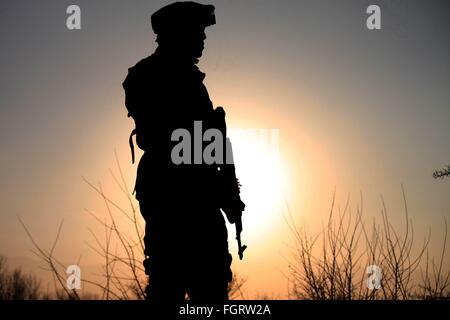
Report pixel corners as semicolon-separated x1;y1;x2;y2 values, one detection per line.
151;1;216;35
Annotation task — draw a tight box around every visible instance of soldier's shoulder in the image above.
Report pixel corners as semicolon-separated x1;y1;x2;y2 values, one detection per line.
128;55;159;76
134;55;159;71
123;55;161;89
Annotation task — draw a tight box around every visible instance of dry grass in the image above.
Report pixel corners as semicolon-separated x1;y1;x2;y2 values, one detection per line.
0;256;42;300
287;187;449;300
16;153;448;300
18;152;246;300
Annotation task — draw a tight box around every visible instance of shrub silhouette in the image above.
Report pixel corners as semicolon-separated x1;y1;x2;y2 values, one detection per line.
287;188;450;300
0;256;42;300
20;153;246;300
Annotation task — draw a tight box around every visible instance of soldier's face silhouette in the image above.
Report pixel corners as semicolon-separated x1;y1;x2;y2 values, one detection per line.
187;28;207;59
160;26;207;60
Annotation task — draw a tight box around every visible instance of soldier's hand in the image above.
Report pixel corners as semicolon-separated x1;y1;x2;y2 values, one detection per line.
214;106;225;117
225;209;241;224
223;201;244;224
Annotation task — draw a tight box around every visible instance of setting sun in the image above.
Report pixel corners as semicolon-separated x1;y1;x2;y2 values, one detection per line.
229;128;289;240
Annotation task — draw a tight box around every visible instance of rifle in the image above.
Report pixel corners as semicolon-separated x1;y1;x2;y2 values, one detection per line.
221;137;247;260
212;107;247;260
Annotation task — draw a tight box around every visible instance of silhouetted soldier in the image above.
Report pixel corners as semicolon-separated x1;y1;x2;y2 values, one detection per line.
122;2;245;301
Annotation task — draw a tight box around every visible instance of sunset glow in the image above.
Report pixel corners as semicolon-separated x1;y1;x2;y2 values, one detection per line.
1;0;449;301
